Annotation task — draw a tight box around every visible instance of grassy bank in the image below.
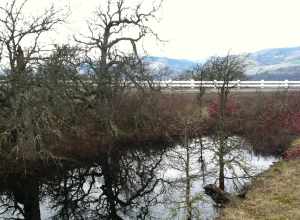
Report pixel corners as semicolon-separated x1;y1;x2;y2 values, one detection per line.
220;143;300;220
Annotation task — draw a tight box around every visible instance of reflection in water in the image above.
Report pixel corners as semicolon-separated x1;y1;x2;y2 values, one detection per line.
45;148;168;220
160;137;277;219
0;139;277;220
0;176;41;220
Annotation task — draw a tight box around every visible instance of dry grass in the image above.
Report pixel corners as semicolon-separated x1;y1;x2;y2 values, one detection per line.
219;159;300;220
290;138;300;148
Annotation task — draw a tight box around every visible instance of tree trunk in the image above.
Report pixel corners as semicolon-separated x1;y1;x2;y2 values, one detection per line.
184;127;192;220
199;136;206;184
218;88;226;191
219;147;225;191
23;183;41;220
13;179;41;220
101;153;123;220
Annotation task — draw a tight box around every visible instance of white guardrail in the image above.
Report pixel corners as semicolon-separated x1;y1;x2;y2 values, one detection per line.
152;80;300;89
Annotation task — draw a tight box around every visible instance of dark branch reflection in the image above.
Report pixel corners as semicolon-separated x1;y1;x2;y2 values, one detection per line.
45;148;167;219
0;145;168;220
0;140;276;220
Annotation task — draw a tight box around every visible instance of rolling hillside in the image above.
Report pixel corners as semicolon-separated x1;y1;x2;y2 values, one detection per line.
248;46;300;80
146;46;300;80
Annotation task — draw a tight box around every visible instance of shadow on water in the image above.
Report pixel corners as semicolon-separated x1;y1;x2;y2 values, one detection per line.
0;138;277;220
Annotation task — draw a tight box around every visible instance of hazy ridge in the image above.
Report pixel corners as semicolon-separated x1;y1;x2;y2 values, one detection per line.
147;46;300;80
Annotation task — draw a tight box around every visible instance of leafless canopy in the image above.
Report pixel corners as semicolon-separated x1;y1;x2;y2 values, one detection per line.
199;55;247;82
75;0;162;77
0;0;65;75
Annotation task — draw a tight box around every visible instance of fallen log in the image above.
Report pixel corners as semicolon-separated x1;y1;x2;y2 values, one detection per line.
203;184;232;205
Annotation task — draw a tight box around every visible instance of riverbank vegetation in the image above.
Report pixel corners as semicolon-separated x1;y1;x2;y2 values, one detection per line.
0;0;298;170
219;157;300;220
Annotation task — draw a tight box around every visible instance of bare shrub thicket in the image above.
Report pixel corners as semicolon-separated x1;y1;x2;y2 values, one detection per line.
0;0;165;166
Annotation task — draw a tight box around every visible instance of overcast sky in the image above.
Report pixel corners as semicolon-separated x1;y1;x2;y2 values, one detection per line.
23;0;300;60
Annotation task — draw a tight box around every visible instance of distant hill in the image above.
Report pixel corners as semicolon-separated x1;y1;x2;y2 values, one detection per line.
248;46;300;80
250;66;300;80
249;46;300;66
144;56;197;78
144;46;300;80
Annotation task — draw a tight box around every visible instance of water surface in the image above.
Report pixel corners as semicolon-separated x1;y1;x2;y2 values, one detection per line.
0;137;277;219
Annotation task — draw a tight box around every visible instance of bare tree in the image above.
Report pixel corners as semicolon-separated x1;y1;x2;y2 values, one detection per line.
0;0;65;162
163;101;205;220
197;55;247;191
0;0;64;76
75;0;162;97
73;0;163;150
